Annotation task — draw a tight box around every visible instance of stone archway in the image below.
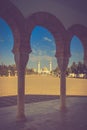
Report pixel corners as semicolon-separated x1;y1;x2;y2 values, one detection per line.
2;0;87;121
0;0;87;122
27;12;66;53
26;12;70;110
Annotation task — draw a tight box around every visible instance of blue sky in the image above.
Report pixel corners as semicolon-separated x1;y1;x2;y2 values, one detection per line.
28;26;56;69
0;18;14;65
0;18;84;70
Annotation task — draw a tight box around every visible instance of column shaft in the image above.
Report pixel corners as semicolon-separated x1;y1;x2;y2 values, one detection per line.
56;56;69;111
14;52;29;121
60;71;66;110
17;68;26;120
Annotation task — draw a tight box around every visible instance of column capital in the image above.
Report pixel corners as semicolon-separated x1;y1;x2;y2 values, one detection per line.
14;52;29;71
12;44;32;55
56;56;69;72
12;29;32;54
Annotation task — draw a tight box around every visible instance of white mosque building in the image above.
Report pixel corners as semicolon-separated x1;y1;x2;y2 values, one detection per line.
37;61;52;74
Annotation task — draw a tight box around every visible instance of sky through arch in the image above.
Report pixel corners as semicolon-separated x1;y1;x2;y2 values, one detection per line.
0;18;14;65
69;35;84;67
27;25;57;70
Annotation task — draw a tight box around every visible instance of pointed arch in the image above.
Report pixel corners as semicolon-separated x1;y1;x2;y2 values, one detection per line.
26;12;66;57
67;24;87;64
0;0;27;53
68;24;87;46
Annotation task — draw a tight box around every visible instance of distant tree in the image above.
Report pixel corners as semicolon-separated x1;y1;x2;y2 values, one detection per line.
26;68;37;75
0;64;17;76
66;67;71;76
83;64;87;74
68;61;87;77
53;67;60;76
70;62;78;74
8;64;17;76
0;64;8;76
77;62;84;74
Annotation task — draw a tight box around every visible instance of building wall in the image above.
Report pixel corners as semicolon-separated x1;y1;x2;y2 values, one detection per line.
10;0;87;28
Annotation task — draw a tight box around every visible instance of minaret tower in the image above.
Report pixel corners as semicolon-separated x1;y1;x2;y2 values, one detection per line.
38;61;41;74
49;61;52;72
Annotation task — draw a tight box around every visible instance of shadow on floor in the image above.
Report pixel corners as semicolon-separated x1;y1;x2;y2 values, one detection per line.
0;95;59;107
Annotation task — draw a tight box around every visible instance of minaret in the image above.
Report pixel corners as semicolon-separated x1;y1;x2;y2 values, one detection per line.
49;61;52;72
38;61;41;74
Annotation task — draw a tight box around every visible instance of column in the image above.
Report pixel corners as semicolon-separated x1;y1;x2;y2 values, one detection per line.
56;56;69;111
14;52;29;121
84;49;87;66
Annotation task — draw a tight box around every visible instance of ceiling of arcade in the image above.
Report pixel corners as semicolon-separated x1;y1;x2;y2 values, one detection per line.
1;0;87;36
9;0;87;29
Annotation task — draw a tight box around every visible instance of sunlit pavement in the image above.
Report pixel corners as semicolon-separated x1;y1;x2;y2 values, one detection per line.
0;97;87;130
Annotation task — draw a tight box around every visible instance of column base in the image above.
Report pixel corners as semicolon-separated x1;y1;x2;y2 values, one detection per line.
60;105;67;112
16;114;27;122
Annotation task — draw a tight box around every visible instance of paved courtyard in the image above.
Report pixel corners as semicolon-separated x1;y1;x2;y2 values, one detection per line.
0;76;87;130
0;97;87;130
